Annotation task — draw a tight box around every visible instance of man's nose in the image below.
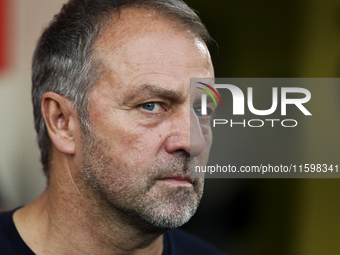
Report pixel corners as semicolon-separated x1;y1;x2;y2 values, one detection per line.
164;107;205;158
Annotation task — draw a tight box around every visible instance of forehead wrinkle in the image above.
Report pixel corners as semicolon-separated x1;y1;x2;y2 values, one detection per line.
97;34;199;70
122;84;185;104
125;59;211;70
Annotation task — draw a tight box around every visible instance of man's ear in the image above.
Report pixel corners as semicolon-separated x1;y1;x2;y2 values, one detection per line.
41;92;78;155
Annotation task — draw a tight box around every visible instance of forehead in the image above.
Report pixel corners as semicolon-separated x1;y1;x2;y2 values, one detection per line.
94;7;213;94
97;7;195;51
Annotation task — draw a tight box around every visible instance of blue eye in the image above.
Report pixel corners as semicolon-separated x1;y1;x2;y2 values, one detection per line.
194;107;202;116
141;102;161;112
194;106;214;117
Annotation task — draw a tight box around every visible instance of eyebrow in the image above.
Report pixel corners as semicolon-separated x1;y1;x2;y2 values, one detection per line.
122;84;184;104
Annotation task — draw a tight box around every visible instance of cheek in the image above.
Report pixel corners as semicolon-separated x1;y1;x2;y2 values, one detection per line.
199;130;212;164
99;123;167;167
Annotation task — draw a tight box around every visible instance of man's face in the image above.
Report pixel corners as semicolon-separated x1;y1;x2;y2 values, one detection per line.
79;9;214;230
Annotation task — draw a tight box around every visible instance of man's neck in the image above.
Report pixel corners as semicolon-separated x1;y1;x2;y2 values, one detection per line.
13;184;164;255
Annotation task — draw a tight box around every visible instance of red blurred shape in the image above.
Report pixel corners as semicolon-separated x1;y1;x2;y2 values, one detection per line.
0;0;8;72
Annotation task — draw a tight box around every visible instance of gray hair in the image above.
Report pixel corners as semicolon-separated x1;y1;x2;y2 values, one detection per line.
31;0;211;177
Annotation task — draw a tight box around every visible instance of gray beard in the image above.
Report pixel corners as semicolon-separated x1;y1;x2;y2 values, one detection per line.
79;133;204;232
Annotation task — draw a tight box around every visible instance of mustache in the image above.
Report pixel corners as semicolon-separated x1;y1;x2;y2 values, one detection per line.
150;151;201;185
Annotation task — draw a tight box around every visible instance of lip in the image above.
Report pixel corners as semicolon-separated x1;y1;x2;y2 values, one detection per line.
158;175;193;186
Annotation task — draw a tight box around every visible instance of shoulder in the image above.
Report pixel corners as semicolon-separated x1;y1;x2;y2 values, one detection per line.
163;228;226;255
0;209;18;253
0;208;35;255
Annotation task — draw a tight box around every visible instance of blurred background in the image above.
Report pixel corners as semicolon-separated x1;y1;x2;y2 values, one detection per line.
0;0;340;254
